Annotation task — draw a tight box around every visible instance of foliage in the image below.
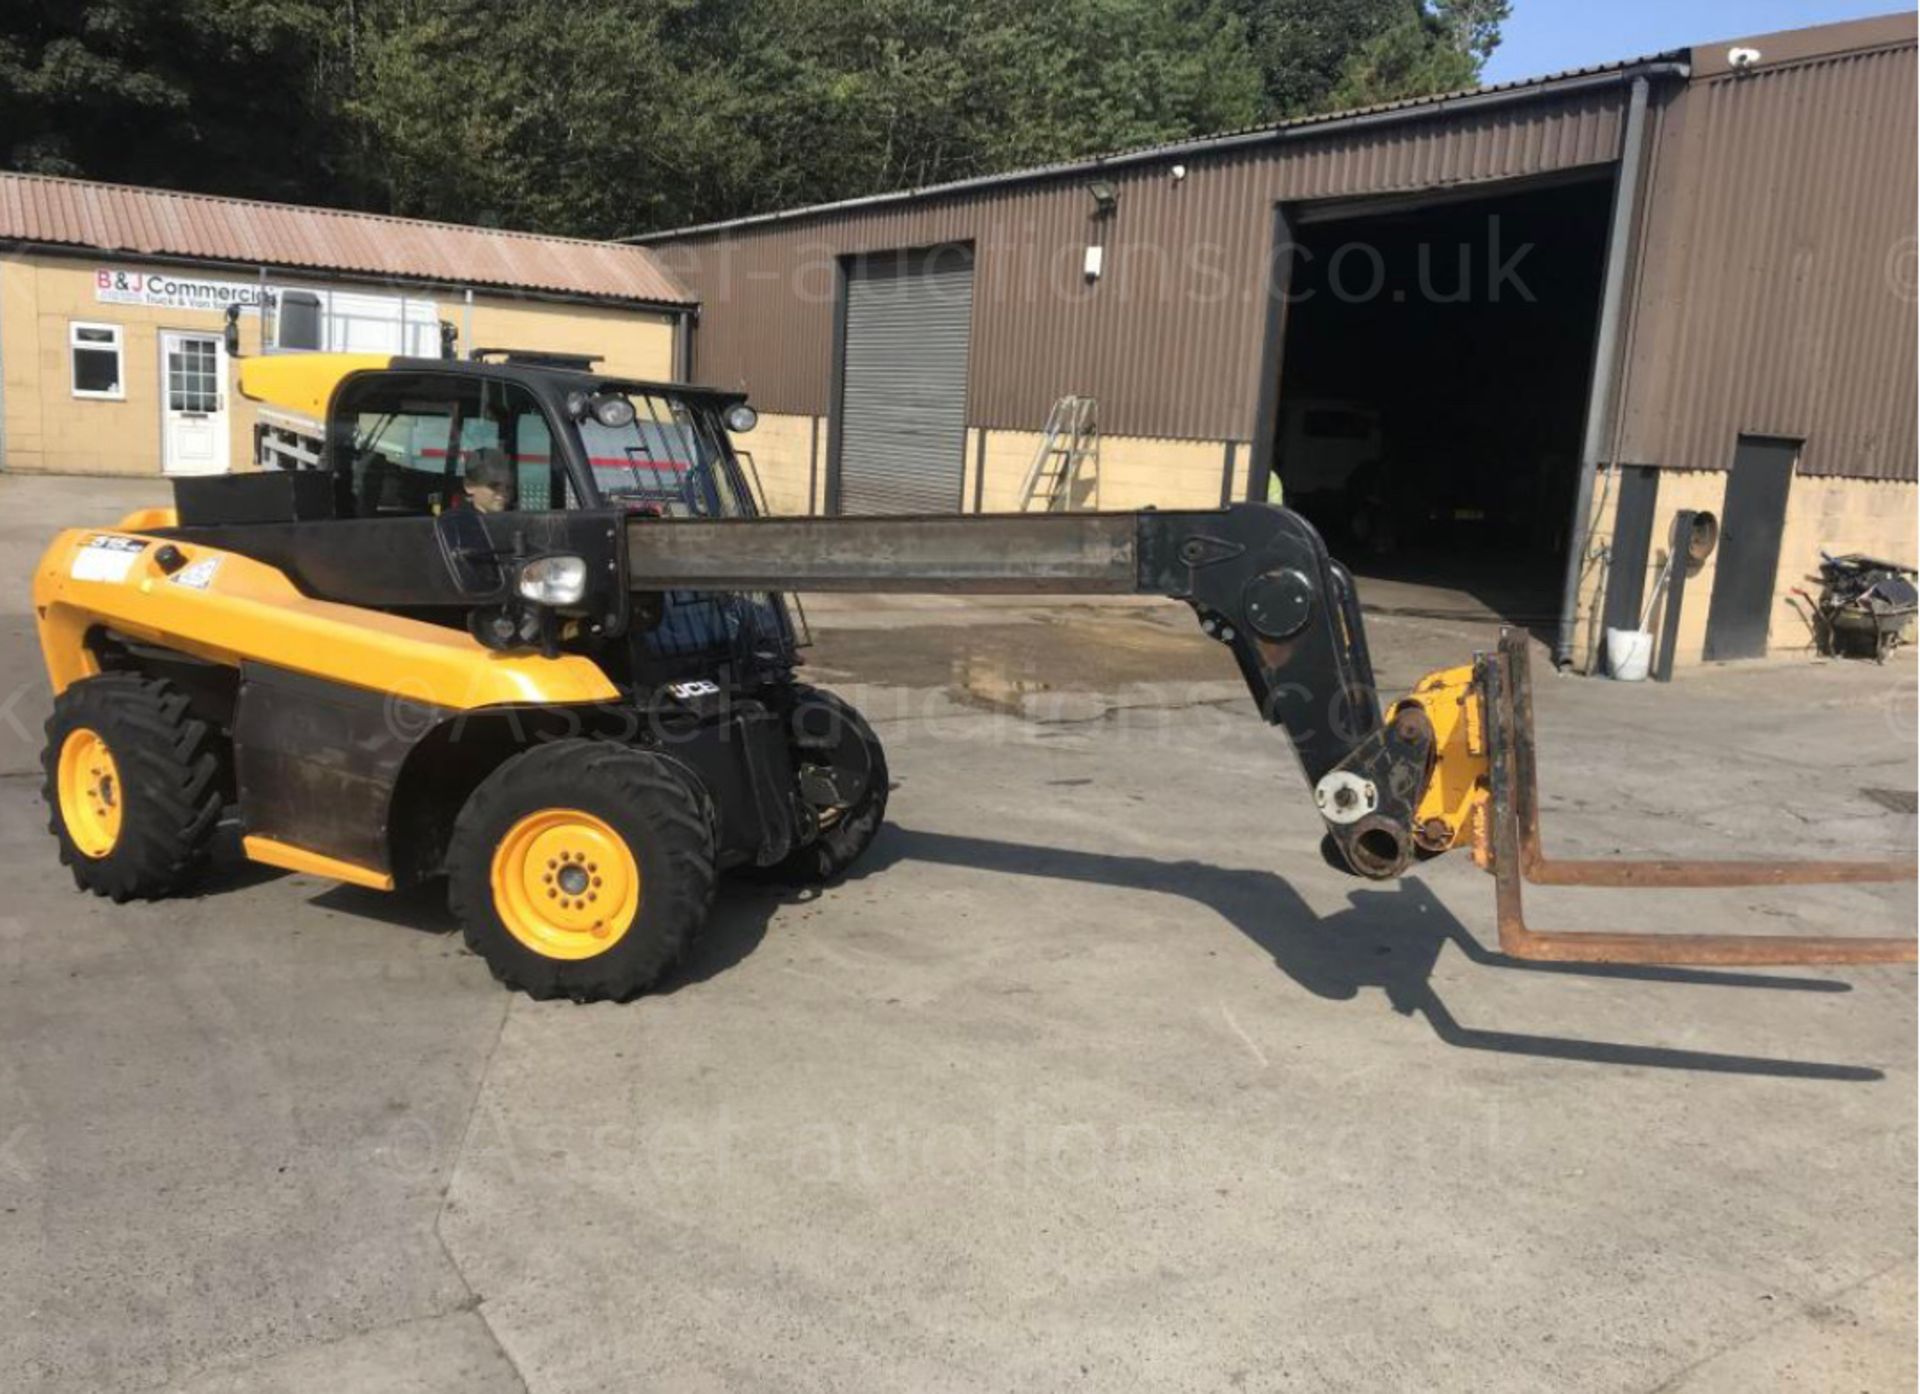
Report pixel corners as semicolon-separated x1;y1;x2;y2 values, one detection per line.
1327;0;1512;109
0;1;334;201
1;0;1507;236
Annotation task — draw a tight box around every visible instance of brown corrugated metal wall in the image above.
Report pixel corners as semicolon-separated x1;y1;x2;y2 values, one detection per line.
1613;38;1917;480
652;86;1629;442
652;19;1917;482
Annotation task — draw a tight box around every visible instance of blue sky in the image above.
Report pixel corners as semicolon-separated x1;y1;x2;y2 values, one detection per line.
1481;0;1905;83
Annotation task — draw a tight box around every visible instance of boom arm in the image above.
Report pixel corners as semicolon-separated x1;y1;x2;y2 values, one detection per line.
628;504;1433;878
627;502;1917;966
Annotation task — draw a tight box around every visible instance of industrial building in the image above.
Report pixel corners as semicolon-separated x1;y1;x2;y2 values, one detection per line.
639;12;1918;669
0;173;693;480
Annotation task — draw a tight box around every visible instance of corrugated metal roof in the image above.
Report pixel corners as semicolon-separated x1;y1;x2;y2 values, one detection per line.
1095;54;1672;157
0;172;693;306
630;54;1684;244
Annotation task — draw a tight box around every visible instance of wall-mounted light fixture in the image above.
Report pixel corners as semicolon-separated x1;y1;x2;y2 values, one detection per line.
1083;178;1117;283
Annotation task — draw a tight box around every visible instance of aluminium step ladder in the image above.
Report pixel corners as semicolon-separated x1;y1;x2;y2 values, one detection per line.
1017;396;1098;511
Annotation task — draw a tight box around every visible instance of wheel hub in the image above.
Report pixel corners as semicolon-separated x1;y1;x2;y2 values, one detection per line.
489;808;640;960
57;728;123;859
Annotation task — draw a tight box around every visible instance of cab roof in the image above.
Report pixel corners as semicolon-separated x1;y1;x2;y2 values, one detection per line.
235;351;743;422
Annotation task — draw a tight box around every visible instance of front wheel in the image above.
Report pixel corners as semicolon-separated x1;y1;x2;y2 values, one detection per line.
447;740;717;1002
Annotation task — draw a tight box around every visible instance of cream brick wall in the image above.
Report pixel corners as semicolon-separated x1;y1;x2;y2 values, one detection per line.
974;430;1237;512
1;252;676;478
1580;467;1917;671
2;252;255;477
734;411;823;514
1647;470;1732;669
462;294;674;381
736;420;1242;517
1566;468;1626;674
1770;476;1918;655
1;257;45;471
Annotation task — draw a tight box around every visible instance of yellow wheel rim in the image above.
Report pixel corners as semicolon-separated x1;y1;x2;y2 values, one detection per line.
489;808;640;961
58;727;123;859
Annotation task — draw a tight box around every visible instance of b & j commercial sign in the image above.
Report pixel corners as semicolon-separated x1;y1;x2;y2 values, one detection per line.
94;268;265;312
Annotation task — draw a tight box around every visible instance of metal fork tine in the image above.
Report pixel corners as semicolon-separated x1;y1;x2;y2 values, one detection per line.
1502;630;1916;889
1481;640;1917;967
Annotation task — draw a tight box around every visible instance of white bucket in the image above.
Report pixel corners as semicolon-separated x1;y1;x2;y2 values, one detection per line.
1606;627;1654;681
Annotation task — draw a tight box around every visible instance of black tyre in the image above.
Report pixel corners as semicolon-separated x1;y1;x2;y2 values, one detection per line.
758;685;889;884
42;673;224;901
446;740;717;1002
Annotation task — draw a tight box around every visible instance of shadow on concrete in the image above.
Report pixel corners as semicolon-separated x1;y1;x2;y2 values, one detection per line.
198;856;295;897
309;879;459;935
257;822;1883;1080
655;880;805;994
853;825;1882;1083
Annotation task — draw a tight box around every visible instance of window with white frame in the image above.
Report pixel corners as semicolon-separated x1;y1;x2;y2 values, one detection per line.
70;322;125;399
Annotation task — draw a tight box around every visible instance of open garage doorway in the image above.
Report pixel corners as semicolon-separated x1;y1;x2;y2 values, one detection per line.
1262;175;1614;634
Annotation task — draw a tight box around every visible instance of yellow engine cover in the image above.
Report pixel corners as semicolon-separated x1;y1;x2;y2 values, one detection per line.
33;515;619;710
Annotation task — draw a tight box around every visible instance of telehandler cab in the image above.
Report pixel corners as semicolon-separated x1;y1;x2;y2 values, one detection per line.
33;351;1915;1001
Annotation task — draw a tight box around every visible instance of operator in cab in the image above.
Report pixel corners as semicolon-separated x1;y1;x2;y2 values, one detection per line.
464;447;515;513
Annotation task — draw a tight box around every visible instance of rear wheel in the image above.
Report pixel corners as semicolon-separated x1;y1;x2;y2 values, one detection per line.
42;673;224;901
758;685;889;884
447;740;716;1002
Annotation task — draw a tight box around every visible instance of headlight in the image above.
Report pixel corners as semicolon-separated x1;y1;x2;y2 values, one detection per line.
723;402;758;434
591;394;637;428
517;554;588;607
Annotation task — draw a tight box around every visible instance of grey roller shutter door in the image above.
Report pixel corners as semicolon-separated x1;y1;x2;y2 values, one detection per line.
837;246;973;514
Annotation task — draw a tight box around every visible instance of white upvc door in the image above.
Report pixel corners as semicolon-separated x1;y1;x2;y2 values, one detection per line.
159;330;230;476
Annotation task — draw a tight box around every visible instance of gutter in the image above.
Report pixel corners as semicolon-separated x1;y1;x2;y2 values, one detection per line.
626;60;1691;245
1553;73;1657;669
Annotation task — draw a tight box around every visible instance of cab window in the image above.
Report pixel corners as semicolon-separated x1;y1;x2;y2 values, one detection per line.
455;406;559;511
329;373;563;517
581;392;741;517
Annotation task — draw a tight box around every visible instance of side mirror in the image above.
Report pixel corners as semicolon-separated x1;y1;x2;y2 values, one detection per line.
223;304;242;358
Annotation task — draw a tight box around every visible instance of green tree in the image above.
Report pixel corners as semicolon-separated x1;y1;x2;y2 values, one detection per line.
971;0;1265;172
3;0;1508;236
1328;0;1512;109
1;0;336;201
1226;0;1413;115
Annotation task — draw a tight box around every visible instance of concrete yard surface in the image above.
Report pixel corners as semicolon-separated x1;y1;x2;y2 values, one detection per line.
0;474;1914;1392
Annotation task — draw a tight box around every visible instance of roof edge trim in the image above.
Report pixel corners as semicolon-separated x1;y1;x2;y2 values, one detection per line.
627;59;1689;245
0;239;696;313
